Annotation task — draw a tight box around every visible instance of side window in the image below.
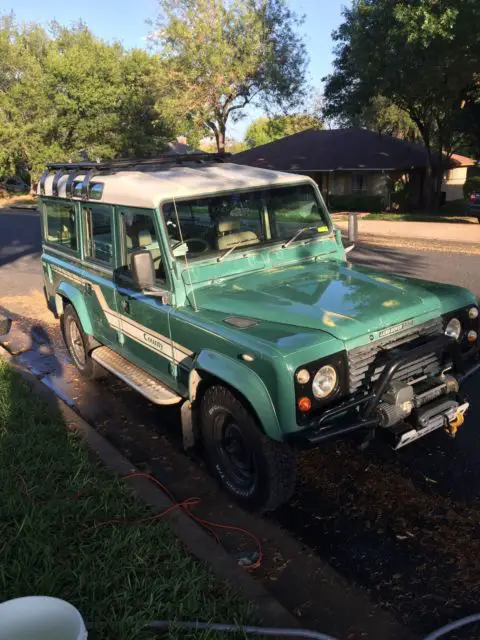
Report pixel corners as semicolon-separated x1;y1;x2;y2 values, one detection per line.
120;210;166;283
45;202;77;252
84;207;114;265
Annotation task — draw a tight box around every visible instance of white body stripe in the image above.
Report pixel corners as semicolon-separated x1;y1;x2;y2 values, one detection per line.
50;266;193;368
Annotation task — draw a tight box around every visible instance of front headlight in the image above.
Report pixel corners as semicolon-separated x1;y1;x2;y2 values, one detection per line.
312;365;338;399
445;317;462;340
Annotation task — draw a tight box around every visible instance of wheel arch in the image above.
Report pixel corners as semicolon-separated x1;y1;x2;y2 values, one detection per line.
188;350;283;442
56;282;101;353
55;281;94;335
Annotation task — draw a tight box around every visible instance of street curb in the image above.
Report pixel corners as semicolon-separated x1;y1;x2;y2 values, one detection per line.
0;346;300;633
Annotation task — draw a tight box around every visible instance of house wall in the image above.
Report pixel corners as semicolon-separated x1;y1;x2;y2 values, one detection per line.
329;171;388;199
442;166;467;201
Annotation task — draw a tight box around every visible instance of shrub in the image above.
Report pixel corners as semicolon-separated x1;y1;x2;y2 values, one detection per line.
328;194;384;212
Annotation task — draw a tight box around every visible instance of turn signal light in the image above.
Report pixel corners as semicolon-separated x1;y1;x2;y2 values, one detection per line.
467;330;478;343
297;396;312;413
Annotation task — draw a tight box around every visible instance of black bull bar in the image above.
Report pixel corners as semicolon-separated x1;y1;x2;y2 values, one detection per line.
293;334;479;446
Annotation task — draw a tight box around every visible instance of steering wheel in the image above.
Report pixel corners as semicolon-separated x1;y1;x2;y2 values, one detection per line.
171;237;210;254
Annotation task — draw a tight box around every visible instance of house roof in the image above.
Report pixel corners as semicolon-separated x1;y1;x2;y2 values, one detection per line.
40;162;311;209
450;153;477;167
233;128;477;173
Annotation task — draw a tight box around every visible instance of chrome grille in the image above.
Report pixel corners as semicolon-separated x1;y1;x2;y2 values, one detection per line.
348;318;444;394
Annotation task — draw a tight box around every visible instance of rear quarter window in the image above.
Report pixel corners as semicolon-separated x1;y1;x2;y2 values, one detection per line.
44;202;78;252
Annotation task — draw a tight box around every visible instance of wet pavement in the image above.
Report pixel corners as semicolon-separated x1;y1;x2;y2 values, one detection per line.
2;208;480;637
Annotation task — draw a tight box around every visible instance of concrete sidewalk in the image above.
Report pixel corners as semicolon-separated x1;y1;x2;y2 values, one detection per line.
336;218;480;245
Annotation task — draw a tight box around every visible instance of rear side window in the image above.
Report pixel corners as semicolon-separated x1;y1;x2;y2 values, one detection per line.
44;203;77;252
84;207;114;265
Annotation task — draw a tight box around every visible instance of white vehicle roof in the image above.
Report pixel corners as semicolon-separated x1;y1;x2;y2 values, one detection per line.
39;162;312;209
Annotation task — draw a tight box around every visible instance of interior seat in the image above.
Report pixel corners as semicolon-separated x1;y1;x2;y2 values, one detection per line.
138;229;161;264
216;219;260;251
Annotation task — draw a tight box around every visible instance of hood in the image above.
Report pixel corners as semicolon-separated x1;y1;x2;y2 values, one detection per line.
194;260;472;342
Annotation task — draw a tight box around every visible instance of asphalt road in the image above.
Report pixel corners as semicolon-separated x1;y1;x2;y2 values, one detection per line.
2;208;480;634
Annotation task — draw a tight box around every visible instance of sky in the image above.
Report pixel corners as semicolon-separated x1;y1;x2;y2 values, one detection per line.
2;0;346;140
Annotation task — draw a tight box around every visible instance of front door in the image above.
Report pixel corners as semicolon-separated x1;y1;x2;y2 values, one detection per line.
113;207;188;390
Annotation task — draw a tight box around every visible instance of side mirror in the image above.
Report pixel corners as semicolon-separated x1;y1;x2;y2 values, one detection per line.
131;249;155;290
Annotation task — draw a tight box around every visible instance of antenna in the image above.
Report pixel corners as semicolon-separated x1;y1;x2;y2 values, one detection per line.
172;197;198;313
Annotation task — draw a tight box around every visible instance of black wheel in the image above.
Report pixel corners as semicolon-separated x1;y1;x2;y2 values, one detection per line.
200;385;296;512
62;304;105;380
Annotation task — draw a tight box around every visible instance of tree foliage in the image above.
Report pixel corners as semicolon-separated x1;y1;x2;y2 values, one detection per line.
0;15;174;183
344;96;421;143
323;0;480;208
150;0;308;152
244;113;322;148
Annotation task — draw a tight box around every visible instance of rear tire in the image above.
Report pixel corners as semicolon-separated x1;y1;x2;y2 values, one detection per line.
200;384;296;512
62;304;105;380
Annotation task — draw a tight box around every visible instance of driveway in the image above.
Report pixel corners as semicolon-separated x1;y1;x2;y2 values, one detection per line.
336;217;480;247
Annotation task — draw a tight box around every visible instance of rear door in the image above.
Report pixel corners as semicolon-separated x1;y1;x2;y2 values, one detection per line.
81;203;119;347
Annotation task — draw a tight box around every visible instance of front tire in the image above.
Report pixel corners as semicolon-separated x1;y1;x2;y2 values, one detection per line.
200;385;296;512
62;304;105;380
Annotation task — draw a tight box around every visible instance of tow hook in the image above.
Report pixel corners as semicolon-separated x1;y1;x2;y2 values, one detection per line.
445;402;469;437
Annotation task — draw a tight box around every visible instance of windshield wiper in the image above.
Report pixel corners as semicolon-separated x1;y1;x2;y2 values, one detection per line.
217;240;244;263
282;225;318;249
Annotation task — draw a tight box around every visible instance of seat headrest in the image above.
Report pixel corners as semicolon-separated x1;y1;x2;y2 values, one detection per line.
217;219;240;234
138;229;152;247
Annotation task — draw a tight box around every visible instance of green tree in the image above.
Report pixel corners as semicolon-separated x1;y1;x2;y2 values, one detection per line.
345;96;421;143
244;113;322;148
0;16;175;183
0;15;51;182
323;0;480;209
150;0;308;152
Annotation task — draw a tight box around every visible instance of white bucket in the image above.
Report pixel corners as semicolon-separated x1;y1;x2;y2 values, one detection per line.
0;596;87;640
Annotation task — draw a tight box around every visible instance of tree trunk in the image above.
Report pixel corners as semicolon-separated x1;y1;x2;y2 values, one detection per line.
423;146;435;212
433;165;444;211
217;122;226;153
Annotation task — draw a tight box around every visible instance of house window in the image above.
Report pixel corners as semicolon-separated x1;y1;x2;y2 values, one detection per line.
351;173;367;192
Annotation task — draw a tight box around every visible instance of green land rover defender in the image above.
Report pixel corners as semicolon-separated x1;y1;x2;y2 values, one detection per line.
39;154;480;512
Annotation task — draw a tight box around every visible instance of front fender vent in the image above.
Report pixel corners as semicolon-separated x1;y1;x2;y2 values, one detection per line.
224;316;259;329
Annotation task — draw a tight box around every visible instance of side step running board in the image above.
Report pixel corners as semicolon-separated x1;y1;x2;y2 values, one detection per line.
91;346;182;405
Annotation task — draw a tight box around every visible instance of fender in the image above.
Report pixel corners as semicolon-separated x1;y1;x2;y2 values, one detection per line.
190;350;283;441
55;281;94;336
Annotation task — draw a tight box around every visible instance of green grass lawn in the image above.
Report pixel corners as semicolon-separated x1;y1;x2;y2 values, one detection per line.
363;212;477;224
332;200;479;224
0;361;252;639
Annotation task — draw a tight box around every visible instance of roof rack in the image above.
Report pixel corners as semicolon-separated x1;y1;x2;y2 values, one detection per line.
40;152;229;200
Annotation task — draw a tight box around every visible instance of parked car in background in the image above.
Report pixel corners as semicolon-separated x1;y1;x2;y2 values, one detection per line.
467;191;480;221
0;177;28;194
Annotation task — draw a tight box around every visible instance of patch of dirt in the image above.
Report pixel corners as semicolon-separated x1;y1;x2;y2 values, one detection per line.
0;290;56;326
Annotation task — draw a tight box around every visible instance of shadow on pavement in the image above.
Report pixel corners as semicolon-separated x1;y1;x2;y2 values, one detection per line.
0;210;41;267
350;243;426;278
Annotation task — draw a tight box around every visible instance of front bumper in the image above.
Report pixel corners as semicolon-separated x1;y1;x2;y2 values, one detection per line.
290;334;479;448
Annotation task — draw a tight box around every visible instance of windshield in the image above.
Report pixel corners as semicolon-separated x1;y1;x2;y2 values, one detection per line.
162;183;330;262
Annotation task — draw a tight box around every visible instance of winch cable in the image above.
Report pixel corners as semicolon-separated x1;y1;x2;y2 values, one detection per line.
148;621;337;639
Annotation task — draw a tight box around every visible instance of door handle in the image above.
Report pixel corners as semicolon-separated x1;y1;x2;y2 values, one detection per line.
120;298;130;314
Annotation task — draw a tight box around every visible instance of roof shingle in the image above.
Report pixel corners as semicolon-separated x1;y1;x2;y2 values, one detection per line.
233;128;476;172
